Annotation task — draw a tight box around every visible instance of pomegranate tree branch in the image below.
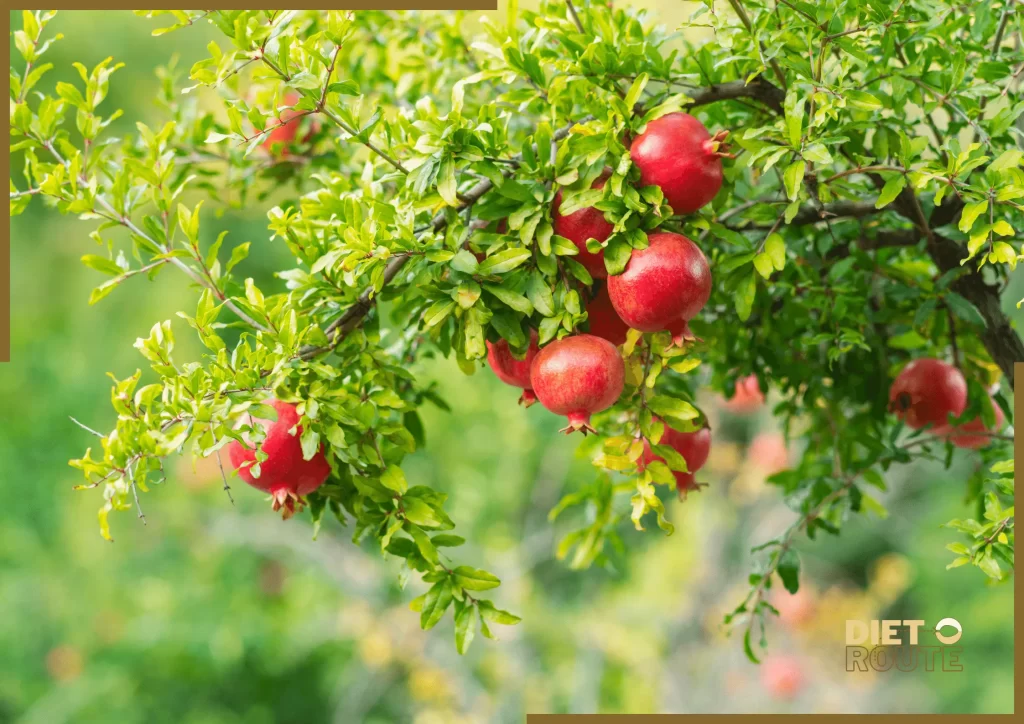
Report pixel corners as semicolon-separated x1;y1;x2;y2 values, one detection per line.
296;118;589;361
37;139;273;334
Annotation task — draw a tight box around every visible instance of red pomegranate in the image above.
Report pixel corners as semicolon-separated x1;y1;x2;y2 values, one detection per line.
530;334;625;434
552;172;614;279
586;284;631;346
724;374;765;413
761;655;804;699
262;92;317;155
944;396;1006;449
227;400;331;518
486;331;541;407
607;232;711;332
630;112;728;214
749;432;790;474
888;358;967;430
639;419;712;497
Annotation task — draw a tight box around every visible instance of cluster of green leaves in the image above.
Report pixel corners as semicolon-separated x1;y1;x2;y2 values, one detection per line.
9;0;1019;660
945;456;1014;580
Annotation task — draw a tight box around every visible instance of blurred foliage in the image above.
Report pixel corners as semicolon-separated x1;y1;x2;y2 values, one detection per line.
3;3;1017;720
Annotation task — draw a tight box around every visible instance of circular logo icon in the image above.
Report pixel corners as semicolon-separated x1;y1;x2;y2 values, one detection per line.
934;617;962;645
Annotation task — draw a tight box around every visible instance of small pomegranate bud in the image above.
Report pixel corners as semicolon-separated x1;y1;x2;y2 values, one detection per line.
227;400;331;519
607;232;712;332
630;112;725;214
888;358;967;430
486;330;540;407
552;171;614;279
530;334;625;434
585;284;631;346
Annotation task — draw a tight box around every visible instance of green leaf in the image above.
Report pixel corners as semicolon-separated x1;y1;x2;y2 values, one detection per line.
765;234;786;271
777;549;800;594
753;252;774;279
454;602;477;654
477;248;531;275
453;566;501;591
959;200;988;233
735;272;757;321
647;395;700;424
783;161;805;201
379;465;408;494
81;254;124;277
846;90;883;111
875;175;906;208
945;293;986;327
420;580;453;630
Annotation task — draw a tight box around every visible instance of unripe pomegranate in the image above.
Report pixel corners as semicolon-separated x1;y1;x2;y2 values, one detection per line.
486;331;541;407
607;232;711;332
724;374;765;413
585;284;631;346
639;418;712;496
761;655;804;699
530;334;625;434
552;172;614;279
228;400;331;518
944;396;1006;449
630;112;728;215
262;92;317;155
888;358;967;430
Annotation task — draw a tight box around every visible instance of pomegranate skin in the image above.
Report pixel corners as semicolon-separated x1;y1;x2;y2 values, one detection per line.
530;334;625;434
888;358;967;430
486;331;541;406
552;173;614;279
262;92;317;154
640;420;712;496
630;112;723;214
607;232;712;332
945;397;1006;449
586;285;631;346
228;400;331;518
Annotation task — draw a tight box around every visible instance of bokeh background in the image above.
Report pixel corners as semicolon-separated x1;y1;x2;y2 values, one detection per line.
4;5;1015;721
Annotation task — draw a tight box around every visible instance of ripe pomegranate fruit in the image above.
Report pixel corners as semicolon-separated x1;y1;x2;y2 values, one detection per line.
261;92;317;155
530;334;625;434
888;358;967;430
943;396;1006;449
486;331;541;406
723;374;764;413
552;172;614;279
639;418;712;497
585;284;631;346
228;400;331;518
774;587;816;630
761;655;804;699
606;232;711;332
630;112;730;214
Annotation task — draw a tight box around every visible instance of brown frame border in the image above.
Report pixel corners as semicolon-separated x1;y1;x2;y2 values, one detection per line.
4;3;1018;718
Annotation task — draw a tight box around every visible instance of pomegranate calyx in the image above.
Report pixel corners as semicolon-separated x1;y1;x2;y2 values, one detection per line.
270;487;306;520
703;129;736;159
519;389;538;408
561;411;596;436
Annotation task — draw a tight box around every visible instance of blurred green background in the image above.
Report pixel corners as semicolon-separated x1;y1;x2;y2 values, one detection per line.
4;6;1014;721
